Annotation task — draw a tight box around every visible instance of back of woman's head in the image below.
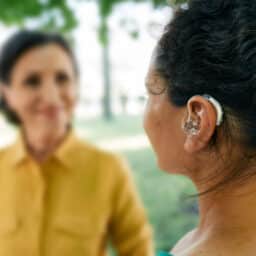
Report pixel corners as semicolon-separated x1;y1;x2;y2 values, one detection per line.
156;0;256;149
0;30;78;124
154;0;256;192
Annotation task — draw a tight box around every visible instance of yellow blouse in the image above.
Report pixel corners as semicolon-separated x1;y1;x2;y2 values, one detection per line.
0;131;153;256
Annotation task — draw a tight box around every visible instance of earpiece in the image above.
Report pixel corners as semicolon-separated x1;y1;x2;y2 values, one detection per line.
182;119;200;135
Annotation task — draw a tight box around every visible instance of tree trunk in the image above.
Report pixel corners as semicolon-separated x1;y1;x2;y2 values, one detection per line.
102;22;113;120
100;18;113;121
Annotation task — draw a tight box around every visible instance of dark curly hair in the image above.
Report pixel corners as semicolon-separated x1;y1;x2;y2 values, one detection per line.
0;30;79;125
155;0;256;193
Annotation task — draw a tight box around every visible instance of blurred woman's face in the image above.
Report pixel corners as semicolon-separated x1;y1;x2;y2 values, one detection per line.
143;54;188;174
2;43;77;134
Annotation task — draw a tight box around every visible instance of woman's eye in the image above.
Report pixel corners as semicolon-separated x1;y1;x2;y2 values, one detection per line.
23;74;41;88
56;71;70;85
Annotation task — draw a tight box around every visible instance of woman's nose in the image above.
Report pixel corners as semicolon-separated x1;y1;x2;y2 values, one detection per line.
40;80;61;105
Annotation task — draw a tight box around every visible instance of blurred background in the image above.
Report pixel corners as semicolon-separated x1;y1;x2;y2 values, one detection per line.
0;0;198;253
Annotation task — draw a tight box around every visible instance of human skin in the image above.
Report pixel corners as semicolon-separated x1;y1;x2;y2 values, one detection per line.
1;44;77;163
144;53;256;256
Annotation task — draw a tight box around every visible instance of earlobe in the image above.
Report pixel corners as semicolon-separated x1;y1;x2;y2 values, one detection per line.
184;130;207;153
184;134;199;153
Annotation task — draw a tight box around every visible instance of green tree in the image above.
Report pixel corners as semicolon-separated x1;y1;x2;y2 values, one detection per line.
0;0;77;32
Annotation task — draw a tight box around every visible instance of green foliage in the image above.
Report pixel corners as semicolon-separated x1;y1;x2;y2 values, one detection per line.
0;0;189;36
98;0;188;18
169;0;188;5
0;0;77;33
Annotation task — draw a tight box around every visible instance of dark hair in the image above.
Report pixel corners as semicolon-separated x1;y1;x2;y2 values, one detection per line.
0;30;79;125
155;0;256;193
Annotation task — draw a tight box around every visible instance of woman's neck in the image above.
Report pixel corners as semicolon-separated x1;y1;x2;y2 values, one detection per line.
22;125;68;163
172;181;256;255
197;179;256;237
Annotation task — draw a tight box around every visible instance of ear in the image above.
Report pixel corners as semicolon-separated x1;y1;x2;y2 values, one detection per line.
0;83;14;109
183;95;218;153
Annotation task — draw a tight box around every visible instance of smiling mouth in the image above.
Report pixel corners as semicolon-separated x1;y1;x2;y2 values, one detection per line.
38;108;63;119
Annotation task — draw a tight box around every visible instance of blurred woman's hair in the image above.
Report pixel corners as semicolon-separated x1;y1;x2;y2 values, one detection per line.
0;30;78;125
155;0;256;193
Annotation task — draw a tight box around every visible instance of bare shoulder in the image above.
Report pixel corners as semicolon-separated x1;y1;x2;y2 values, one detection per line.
172;229;223;256
172;237;223;256
171;229;197;253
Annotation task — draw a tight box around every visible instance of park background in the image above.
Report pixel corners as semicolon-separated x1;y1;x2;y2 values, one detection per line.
0;0;198;254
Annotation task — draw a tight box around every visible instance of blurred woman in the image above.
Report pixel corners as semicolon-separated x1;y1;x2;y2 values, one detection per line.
144;0;256;255
0;30;153;256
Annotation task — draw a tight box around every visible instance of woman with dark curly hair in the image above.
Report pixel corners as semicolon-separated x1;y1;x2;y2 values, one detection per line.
144;0;256;255
0;30;153;256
